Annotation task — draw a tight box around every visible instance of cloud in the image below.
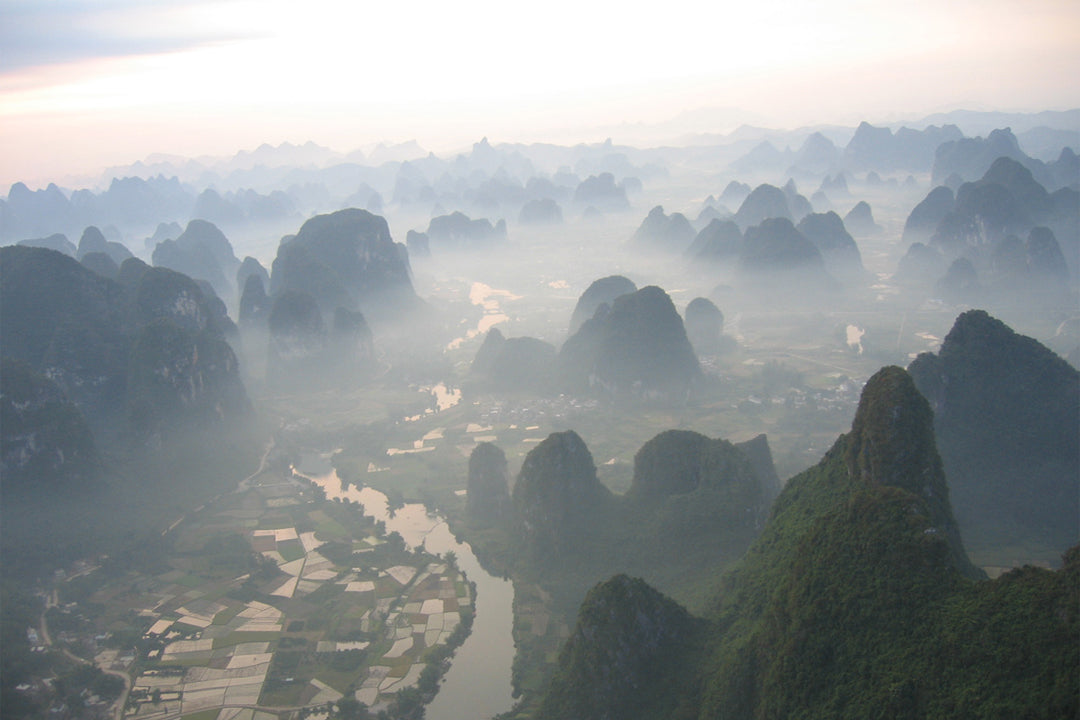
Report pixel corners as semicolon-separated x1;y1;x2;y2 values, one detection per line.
0;0;258;74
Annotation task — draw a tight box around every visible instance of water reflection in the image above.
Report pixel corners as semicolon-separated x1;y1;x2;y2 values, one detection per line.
447;282;521;350
299;459;515;720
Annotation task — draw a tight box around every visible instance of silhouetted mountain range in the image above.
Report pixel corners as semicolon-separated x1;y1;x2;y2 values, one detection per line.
417;211;508;252
629;206;695;253
905;156;1078;287
844;121;963;172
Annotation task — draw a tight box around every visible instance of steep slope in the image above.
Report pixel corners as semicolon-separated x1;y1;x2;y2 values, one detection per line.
559;286;700;397
151;219;239;300
269;208;419;323
466;442;511;526
512;430;613;560
683;297;727;356
622;430;772;586
908;309;1079;563
529;366;1077;719
126;318;249;442
685;219;743;263
629;205;696;253
796;211;864;281
0;245;257;578
0;361;100;495
537;575;705;720
469;328;557;393
568;275;637;336
733;184;791;230
734;218;837;300
0;246;247;438
912;157;1078;283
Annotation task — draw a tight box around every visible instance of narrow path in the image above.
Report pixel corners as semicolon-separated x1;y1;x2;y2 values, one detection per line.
163;437;278;537
772;350;861;377
235;438;277;494
141;702;313;720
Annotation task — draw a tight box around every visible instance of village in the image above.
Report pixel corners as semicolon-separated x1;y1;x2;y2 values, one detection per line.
32;460;474;720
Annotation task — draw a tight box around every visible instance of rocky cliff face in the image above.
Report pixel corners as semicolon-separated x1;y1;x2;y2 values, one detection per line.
1;246;130;419
238;273;271;327
0;361;100;494
127;319;249;442
267;289;328;383
329;307;378;383
0;246;250;445
845;365;975;575
735;433;783;505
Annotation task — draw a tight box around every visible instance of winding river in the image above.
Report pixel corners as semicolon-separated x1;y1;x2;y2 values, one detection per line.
297;456;515;720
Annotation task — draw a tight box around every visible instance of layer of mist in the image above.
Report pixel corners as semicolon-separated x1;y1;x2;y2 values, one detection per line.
2;109;1077;720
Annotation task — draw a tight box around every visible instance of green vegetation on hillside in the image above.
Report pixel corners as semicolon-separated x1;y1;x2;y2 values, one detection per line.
527;366;1078;719
909;309;1079;565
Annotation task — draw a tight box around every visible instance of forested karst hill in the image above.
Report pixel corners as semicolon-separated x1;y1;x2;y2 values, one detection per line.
530;366;1077;719
909;309;1079;563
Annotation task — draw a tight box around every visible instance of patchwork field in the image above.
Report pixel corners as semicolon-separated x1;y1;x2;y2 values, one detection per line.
73;466;473;720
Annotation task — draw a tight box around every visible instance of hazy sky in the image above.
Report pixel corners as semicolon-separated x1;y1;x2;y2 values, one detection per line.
1;0;1078;188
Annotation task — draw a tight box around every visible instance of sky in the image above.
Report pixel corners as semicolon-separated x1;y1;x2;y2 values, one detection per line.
1;0;1078;189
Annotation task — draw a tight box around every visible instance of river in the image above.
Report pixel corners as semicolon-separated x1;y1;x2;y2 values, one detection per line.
446;282;522;350
298;455;516;720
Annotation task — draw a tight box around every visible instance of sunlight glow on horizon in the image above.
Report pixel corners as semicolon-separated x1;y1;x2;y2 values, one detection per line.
1;0;1078;188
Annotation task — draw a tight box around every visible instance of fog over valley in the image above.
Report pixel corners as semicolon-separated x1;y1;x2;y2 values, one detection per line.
2;3;1078;718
